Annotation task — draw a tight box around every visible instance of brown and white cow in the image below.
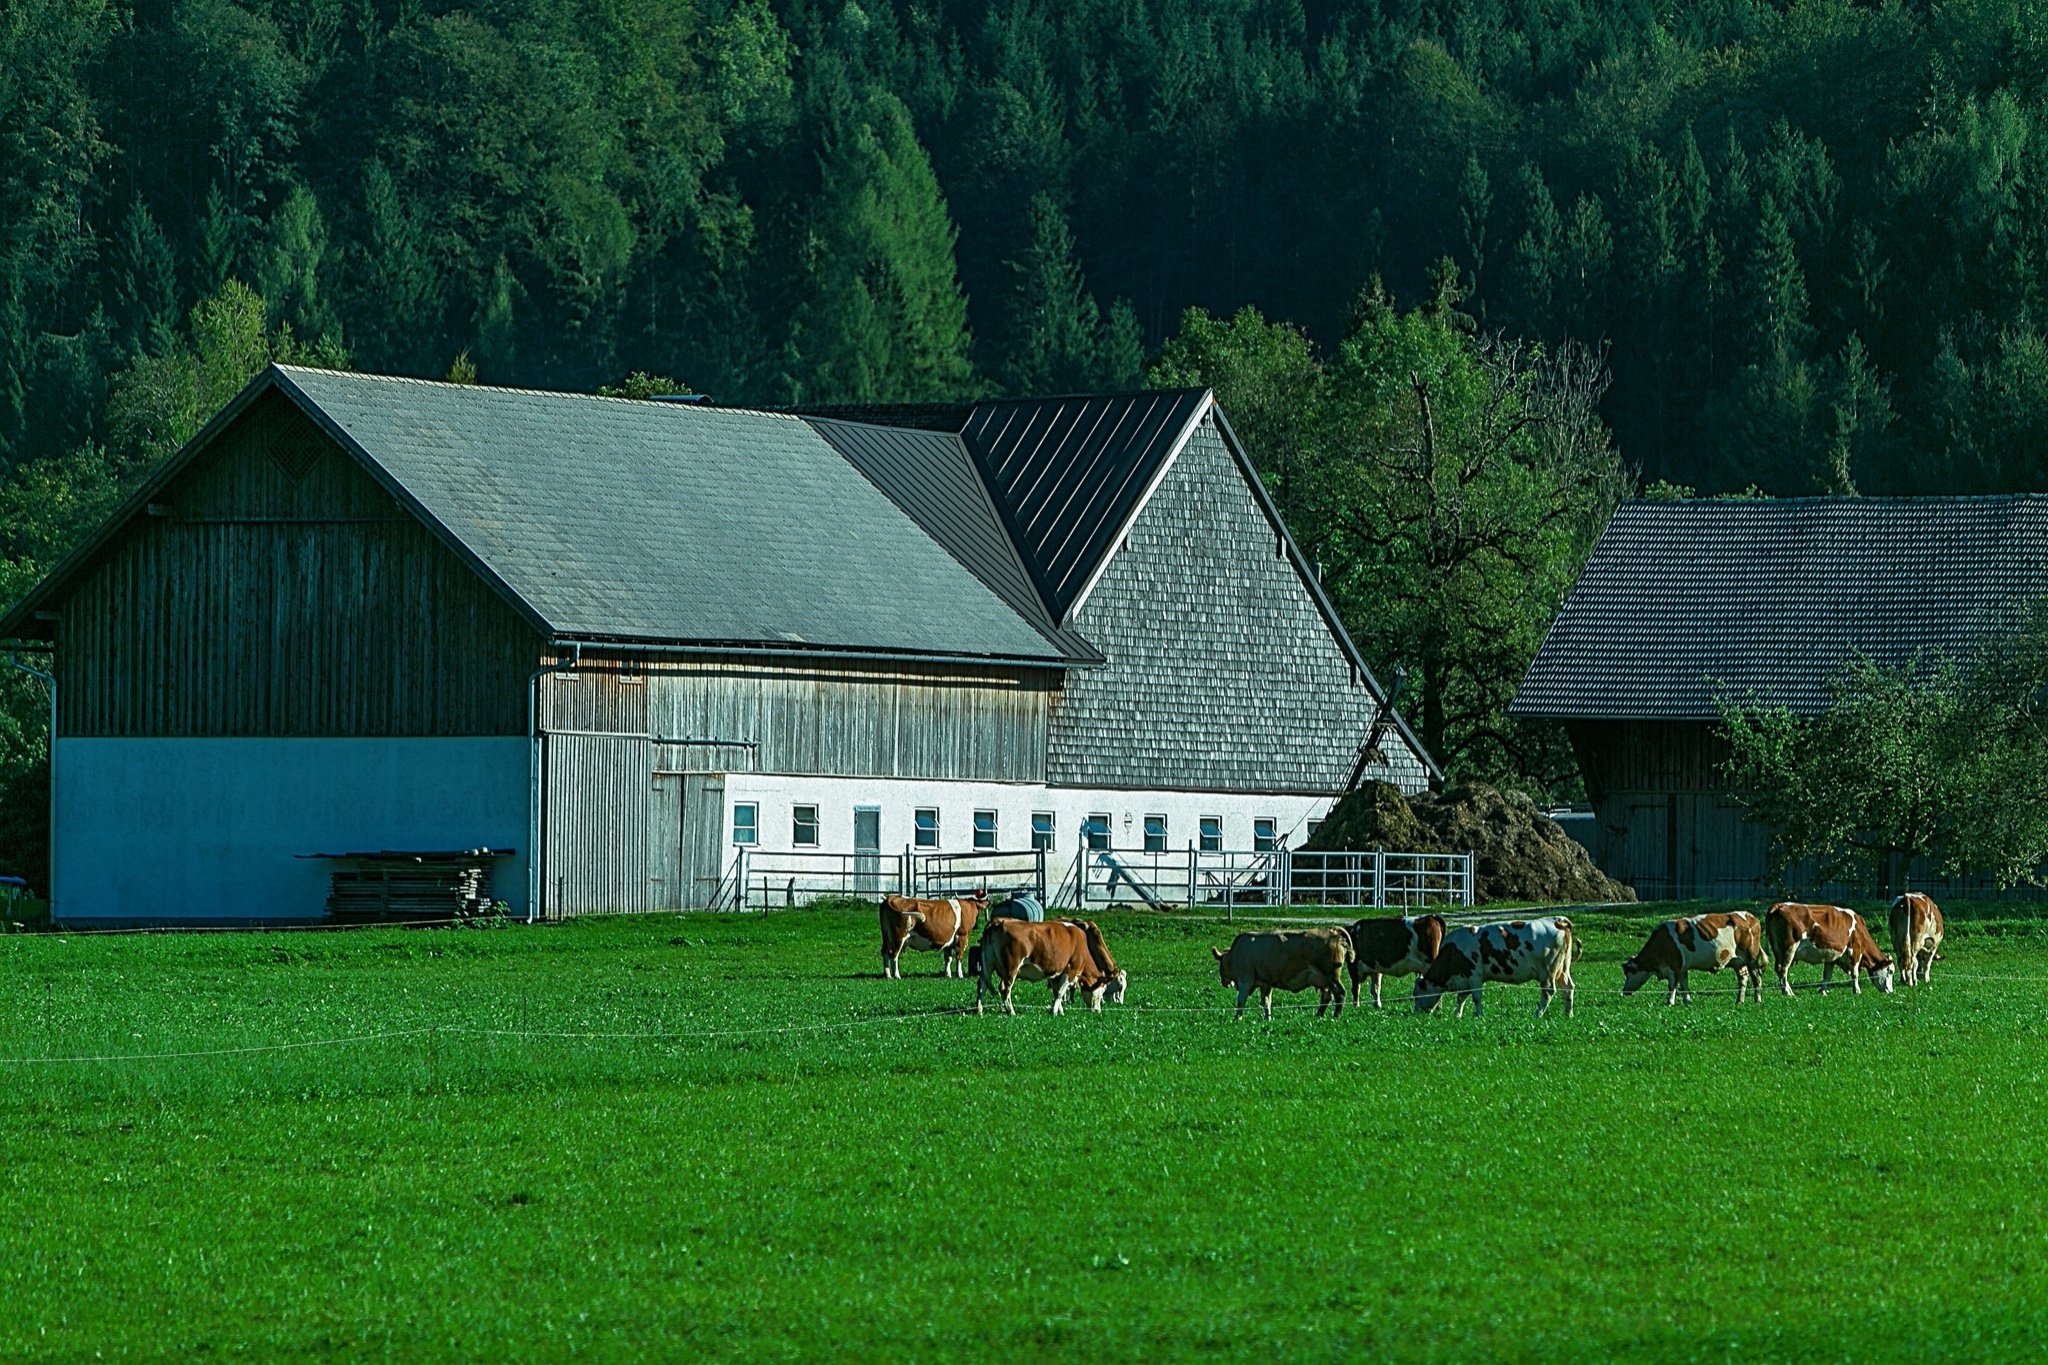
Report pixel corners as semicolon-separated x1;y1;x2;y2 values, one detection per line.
1765;902;1895;996
1889;892;1945;987
1413;917;1576;1018
878;893;981;979
1212;928;1355;1020
1621;911;1767;1005
975;918;1127;1015
1345;914;1446;1008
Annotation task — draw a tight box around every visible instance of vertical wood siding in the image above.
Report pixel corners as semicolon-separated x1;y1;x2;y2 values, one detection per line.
540;655;1052;781
1048;416;1429;793
543;731;650;914
56;391;539;737
1567;720;1770;898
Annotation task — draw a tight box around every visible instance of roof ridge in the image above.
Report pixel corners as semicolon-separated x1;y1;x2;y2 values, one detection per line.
272;365;806;421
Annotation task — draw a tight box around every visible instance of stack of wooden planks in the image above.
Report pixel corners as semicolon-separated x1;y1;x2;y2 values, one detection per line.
319;850;510;922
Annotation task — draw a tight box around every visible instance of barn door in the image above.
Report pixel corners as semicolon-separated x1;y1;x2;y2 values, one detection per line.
678;774;726;908
647;775;683;911
1624;801;1670;900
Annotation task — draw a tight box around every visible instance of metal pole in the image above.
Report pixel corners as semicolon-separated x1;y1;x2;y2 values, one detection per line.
7;656;54;922
1186;840;1195;911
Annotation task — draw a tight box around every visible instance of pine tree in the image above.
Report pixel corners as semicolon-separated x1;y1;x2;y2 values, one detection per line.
796;91;975;401
1506;162;1561;337
256;186;339;352
1457;154;1492;317
111;200;179;359
1000;193;1103;395
1743;193;1813;365
1559;193;1612;343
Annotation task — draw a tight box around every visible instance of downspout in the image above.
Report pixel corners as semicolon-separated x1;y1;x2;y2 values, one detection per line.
7;656;55;923
526;643;582;924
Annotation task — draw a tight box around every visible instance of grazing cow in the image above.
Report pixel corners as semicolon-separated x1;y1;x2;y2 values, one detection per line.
1413;917;1576;1018
1889;893;1945;987
1211;928;1355;1020
878;893;981;979
1345;914;1446;1008
1765;903;1896;996
975;918;1127;1016
1621;912;1767;1005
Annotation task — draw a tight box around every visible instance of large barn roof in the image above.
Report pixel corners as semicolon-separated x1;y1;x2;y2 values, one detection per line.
1511;495;2048;720
0;369;1234;666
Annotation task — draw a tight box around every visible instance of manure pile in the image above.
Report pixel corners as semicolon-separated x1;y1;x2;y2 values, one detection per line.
1304;781;1635;906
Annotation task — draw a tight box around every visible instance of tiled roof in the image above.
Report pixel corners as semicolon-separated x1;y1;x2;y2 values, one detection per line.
1511;496;2048;719
269;369;1079;661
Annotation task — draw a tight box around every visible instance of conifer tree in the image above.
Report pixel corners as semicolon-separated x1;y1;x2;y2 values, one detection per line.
1744;193;1813;365
796;91;975;401
999;193;1103;395
111;201;179;359
1506;162;1561;337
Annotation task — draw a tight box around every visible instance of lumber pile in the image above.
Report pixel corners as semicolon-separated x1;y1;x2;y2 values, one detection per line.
321;850;507;922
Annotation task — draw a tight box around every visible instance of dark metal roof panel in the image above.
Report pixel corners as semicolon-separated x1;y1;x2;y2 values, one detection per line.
274;367;1071;661
1511;495;2048;719
802;417;1099;661
961;390;1211;620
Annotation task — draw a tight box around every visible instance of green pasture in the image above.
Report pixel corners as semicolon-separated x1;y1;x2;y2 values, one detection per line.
1;903;2046;1362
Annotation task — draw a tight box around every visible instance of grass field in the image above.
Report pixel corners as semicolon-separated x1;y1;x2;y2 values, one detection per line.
2;903;2046;1362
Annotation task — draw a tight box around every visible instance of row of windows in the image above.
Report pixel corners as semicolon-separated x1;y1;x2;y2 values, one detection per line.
729;805;1297;851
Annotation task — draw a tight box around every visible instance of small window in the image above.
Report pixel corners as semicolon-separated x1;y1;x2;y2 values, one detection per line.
914;808;940;849
1084;814;1111;851
732;803;758;846
974;810;998;850
1306;819;1321;841
1199;816;1222;853
619;657;643;685
1253;817;1277;853
1031;812;1055;852
793;805;820;847
1143;813;1167;853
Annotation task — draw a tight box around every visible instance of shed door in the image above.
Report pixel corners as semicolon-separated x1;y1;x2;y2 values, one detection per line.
853;806;881;897
1624;801;1670;900
648;776;683;911
678;774;727;909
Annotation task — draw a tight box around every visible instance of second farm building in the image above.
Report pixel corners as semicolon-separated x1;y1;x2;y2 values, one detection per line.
4;367;1434;924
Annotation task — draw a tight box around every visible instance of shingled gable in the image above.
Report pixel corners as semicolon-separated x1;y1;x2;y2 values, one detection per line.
0;366;1084;664
796;390;1438;779
1512;495;2048;721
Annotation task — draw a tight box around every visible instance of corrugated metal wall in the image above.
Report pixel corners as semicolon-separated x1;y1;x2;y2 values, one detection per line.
543;732;650;914
57;390;539;737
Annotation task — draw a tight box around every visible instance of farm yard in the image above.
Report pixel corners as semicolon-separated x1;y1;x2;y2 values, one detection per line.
1;904;2045;1361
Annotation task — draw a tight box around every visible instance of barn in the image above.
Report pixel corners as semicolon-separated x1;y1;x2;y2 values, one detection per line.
0;365;1435;924
1512;495;2048;897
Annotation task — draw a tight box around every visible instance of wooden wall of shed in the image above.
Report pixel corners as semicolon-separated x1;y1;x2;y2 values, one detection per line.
538;654;1053;780
1567;720;1771;899
56;390;540;736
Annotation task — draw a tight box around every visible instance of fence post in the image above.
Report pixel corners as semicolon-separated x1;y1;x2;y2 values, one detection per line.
1186;841;1196;910
1373;847;1385;909
735;847;746;912
1464;851;1475;907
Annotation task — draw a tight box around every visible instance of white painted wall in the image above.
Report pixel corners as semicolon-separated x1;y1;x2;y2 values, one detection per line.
55;737;529;924
722;771;1336;860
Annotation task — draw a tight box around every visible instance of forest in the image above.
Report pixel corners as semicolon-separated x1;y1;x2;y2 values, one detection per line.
3;0;2047;883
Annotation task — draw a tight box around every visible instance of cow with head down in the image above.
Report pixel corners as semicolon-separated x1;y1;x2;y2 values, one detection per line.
974;918;1126;1015
1765;903;1894;996
1622;911;1767;1005
1212;928;1355;1020
878;893;981;979
1345;914;1445;1008
1889;893;1944;987
1413;917;1576;1018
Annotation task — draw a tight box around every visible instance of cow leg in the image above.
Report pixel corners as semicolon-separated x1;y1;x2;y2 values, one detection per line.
1000;969;1019;1016
1235;983;1252;1020
1818;961;1834;996
1850;960;1862;995
975;964;988;1016
1260;986;1274;1021
1331;980;1343;1019
1678;968;1692;1005
1665;970;1680;1007
1372;972;1386;1010
1920;949;1935;984
1349;967;1362;1008
1049;975;1070;1016
1777;960;1793;997
1470;985;1483;1018
1537;982;1552;1018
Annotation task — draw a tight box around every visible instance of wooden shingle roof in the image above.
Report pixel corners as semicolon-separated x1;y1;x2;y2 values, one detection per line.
1511;495;2048;719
